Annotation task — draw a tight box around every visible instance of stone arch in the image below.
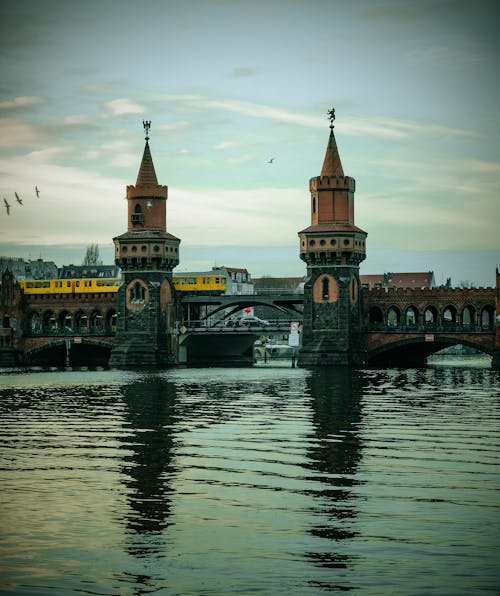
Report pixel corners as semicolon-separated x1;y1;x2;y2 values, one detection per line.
442;304;457;326
369;306;383;325
481;305;495;330
386;305;400;327
90;310;104;332
106;310;117;332
28;311;42;334
462;304;476;327
59;310;73;331
75;310;89;333
405;305;418;326
424;305;438;326
43;310;57;332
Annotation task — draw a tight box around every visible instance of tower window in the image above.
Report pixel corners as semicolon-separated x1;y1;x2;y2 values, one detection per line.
312;197;316;213
130;282;145;303
309;239;316;247
330;239;336;246
322;277;329;300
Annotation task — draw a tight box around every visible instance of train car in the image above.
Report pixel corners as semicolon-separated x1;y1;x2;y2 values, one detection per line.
173;273;227;294
20;278;122;295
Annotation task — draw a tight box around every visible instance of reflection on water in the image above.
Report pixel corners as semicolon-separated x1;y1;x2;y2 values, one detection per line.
0;365;499;594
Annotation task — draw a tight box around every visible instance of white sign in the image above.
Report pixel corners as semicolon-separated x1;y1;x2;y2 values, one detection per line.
288;331;300;347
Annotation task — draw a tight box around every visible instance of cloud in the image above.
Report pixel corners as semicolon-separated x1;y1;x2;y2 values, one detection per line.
214;141;240;150
0;96;45;110
159;120;193;131
104;98;147;116
0;118;44;148
63;114;92;125
156;93;474;140
231;67;255;77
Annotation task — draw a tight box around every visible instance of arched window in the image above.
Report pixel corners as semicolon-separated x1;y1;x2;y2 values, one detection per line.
312;197;316;214
130;282;145;303
424;306;438;326
134;204;142;214
59;311;72;331
462;305;476;327
43;311;57;332
369;306;383;324
350;277;358;303
90;310;104;331
481;305;495;330
443;305;457;326
322;277;329;300
387;306;400;327
405;306;418;326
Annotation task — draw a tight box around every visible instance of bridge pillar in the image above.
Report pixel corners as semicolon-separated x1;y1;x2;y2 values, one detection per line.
110;123;181;369
297;109;367;367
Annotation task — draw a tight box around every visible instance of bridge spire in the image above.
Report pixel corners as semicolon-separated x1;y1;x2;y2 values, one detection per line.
297;108;367;367
136;120;158;185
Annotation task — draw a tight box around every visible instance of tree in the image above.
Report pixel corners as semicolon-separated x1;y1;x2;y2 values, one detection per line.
82;244;103;266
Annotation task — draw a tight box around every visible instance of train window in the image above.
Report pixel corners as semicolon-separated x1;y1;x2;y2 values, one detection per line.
76;281;80;287
66;281;71;287
27;282;33;288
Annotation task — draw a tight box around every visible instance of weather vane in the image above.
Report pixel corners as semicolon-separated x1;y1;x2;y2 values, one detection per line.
327;108;335;129
143;120;151;141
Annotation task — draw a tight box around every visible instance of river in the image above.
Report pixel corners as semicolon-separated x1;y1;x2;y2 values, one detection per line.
0;361;499;595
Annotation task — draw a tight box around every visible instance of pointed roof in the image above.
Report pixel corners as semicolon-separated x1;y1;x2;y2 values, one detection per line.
136;140;158;185
321;128;344;177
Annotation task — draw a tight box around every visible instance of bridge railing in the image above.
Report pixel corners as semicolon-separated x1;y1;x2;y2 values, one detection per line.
366;322;493;333
181;319;300;331
24;327;115;337
252;288;304;295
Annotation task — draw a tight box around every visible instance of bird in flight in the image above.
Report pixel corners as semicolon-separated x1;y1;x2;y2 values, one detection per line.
268;158;274;163
4;198;10;215
35;186;40;198
15;192;23;205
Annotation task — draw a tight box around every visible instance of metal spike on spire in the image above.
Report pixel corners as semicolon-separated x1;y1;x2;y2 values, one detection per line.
143;120;151;141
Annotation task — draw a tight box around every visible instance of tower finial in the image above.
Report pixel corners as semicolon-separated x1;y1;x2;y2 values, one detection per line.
327;108;335;130
143;120;151;141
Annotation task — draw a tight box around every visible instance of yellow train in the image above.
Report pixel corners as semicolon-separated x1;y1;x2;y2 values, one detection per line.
14;273;227;295
20;278;122;294
173;273;227;294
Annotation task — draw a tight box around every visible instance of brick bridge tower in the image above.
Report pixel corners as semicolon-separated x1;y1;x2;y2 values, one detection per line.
110;121;180;368
298;109;367;366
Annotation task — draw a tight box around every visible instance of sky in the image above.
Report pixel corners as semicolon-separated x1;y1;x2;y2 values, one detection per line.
0;0;499;286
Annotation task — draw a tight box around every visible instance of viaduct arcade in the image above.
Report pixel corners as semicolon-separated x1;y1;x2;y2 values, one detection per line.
1;114;499;368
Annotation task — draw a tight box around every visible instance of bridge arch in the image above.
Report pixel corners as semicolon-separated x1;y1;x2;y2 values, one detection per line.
443;304;457;324
25;338;113;367
368;335;493;368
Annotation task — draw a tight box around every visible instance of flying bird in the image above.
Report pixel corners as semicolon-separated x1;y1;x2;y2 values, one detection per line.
268;158;274;163
35;186;40;198
4;198;10;215
15;192;22;205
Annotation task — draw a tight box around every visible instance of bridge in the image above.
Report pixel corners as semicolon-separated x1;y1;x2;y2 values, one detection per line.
1;117;499;369
1;274;498;367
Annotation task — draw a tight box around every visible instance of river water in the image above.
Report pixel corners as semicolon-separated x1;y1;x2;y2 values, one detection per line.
0;361;499;595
